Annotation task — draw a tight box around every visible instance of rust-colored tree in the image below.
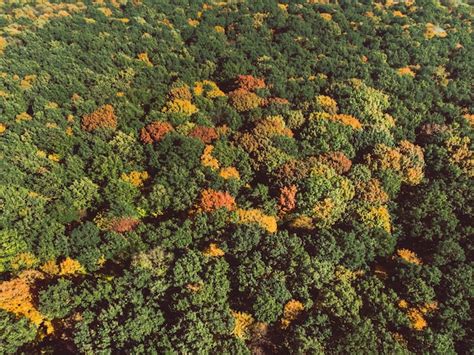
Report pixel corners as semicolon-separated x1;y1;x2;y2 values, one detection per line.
140;121;173;144
81;104;117;131
198;189;236;212
189;126;218;143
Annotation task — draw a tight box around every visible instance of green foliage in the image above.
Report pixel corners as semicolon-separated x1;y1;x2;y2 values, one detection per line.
0;0;472;353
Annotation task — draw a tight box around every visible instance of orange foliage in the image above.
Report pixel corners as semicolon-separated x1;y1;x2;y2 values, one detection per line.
137;52;153;66
279;185;297;214
140;121;173;144
356;178;389;204
81;104;117;132
398;300;438;331
398;67;416;77
408;308;427;330
236;75;266;91
203;243;225;257
463;113;474;127
330;114;362;130
397;249;422;265
189;126;219;143
228;88;263;112
198;189;236;212
281;299;304;329
0;271;52;333
219;166;240;180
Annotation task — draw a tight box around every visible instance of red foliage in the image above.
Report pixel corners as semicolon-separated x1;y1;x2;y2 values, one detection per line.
319;152;352;174
279;185;297;214
109;217;140;233
81;104;117;131
189;126;219;143
236;75;266;91
140;121;173;144
198;189;236;212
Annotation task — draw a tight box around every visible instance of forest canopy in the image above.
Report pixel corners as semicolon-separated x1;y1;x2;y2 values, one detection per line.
0;0;473;353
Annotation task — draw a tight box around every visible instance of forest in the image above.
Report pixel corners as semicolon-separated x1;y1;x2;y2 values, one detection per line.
0;0;473;353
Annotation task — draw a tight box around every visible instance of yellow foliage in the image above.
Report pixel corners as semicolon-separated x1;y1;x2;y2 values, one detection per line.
65;127;74;136
194;80;226;98
59;257;85;276
137;52;153;66
392;10;406;17
40;259;60;275
419;301;438;314
48;154;60;162
397;249;422;265
320;13;332;21
16;112;32;122
316;95;338;114
362;205;392;233
11;253;38;271
281;299;304;329
237;208;277;233
219;166;240;180
46;122;58;129
367;141;425;185
121;171;149;187
398;299;408;309
45;102;59;109
425;23;447;39
445;134;473;177
0;37;7;54
0;123;6;134
98;7;113;16
201;145;220;170
231;311;254;339
313;198;335;223
20;75;36;90
36;150;47;158
278;3;289;11
214;25;225;33
203;243;225;257
290;215;315;230
162;98;198;116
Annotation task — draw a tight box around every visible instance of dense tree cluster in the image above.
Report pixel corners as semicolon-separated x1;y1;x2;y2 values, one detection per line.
0;0;472;353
